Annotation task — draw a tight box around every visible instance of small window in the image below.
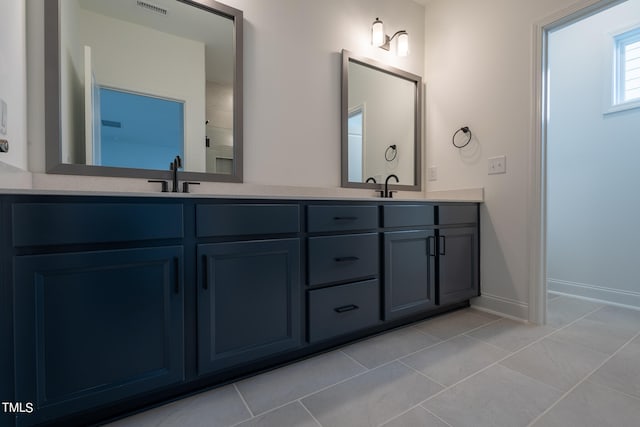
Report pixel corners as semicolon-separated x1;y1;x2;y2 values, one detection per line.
615;27;640;104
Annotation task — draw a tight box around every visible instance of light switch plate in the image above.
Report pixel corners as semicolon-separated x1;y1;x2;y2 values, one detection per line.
0;99;7;135
427;166;438;181
488;155;507;175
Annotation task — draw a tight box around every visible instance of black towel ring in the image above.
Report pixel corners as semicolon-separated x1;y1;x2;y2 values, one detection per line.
385;145;397;161
452;127;472;148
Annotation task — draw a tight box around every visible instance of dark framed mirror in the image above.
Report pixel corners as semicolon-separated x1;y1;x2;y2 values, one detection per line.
341;50;422;191
45;0;243;183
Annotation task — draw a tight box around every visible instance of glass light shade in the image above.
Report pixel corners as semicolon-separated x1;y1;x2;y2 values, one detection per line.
372;19;385;47
397;31;409;56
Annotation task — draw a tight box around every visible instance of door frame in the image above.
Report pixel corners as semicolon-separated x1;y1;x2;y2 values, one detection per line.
529;0;627;324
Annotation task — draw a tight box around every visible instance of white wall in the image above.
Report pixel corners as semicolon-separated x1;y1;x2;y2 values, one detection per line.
547;0;640;308
0;0;28;176
24;0;425;193
424;0;585;319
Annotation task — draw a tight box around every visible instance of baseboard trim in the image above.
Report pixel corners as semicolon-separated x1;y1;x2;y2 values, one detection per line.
548;278;640;310
470;293;529;321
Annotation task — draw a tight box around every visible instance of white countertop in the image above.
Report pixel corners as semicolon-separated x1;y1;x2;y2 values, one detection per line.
0;168;483;202
0;187;483;203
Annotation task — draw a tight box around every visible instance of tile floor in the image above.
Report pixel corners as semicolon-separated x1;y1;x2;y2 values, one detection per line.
106;294;640;427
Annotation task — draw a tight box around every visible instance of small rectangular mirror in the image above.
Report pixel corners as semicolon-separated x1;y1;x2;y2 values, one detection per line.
341;50;422;191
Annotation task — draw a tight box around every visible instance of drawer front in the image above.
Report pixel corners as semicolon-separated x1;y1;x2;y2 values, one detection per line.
197;204;300;237
383;204;435;228
308;279;380;342
308;233;379;285
307;205;378;233
12;203;184;247
438;204;478;225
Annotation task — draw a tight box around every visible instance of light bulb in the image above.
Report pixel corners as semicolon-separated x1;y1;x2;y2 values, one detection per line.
372;18;385;47
397;31;409;56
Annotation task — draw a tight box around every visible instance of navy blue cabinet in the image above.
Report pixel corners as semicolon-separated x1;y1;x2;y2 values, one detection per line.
197;239;301;375
1;195;479;427
437;226;479;305
384;230;437;320
13;246;184;426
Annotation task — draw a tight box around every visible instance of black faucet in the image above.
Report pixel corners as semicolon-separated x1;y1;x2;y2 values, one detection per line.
384;174;399;198
170;155;182;192
365;177;377;184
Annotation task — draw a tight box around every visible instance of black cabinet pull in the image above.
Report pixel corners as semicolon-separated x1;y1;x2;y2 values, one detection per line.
439;236;446;255
427;236;435;257
202;256;208;290
333;216;358;221
174;257;180;294
334;256;360;262
334;304;359;313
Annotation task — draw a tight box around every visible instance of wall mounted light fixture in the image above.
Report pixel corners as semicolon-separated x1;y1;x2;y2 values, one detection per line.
371;18;409;56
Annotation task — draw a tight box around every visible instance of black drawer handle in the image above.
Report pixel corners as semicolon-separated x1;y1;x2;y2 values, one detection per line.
427;236;436;257
174;257;180;294
333;216;358;221
439;236;446;255
334;256;360;262
334;304;359;313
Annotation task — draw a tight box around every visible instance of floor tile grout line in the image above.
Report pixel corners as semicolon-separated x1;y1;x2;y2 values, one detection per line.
395;316;504;364
543;328;620;357
396;359;448;388
462;332;515;354
227;317;635;427
419;303;607;404
338;349;370;371
236;360;386;420
583;375;640;403
409;324;442;341
422;405;455;427
298;400;324;427
233;310;503;425
524;329;640;427
375;402;424;427
232;383;255;418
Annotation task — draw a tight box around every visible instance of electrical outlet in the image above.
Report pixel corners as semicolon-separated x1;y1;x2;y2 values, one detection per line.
427;166;438;181
488;155;506;175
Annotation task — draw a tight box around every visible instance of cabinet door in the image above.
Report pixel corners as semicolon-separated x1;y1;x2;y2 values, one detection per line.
197;239;301;375
384;230;436;320
438;227;479;305
13;247;184;426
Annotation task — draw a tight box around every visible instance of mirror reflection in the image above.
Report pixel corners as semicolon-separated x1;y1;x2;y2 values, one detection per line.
342;51;422;191
57;0;238;176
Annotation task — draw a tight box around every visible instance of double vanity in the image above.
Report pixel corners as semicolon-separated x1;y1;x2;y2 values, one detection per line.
0;193;479;426
0;1;482;425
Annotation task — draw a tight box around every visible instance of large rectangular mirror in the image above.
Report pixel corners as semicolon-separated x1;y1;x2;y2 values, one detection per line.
45;0;243;182
341;50;422;191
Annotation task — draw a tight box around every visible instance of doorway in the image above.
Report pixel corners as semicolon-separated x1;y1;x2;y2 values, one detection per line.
533;0;638;324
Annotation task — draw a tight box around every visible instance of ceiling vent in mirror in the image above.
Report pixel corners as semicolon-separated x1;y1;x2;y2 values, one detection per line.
136;1;168;16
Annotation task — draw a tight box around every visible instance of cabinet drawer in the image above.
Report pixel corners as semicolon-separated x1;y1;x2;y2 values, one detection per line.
308;233;378;285
308;279;380;342
12;202;183;247
307;205;378;232
383;204;435;228
438;205;477;225
196;204;300;237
